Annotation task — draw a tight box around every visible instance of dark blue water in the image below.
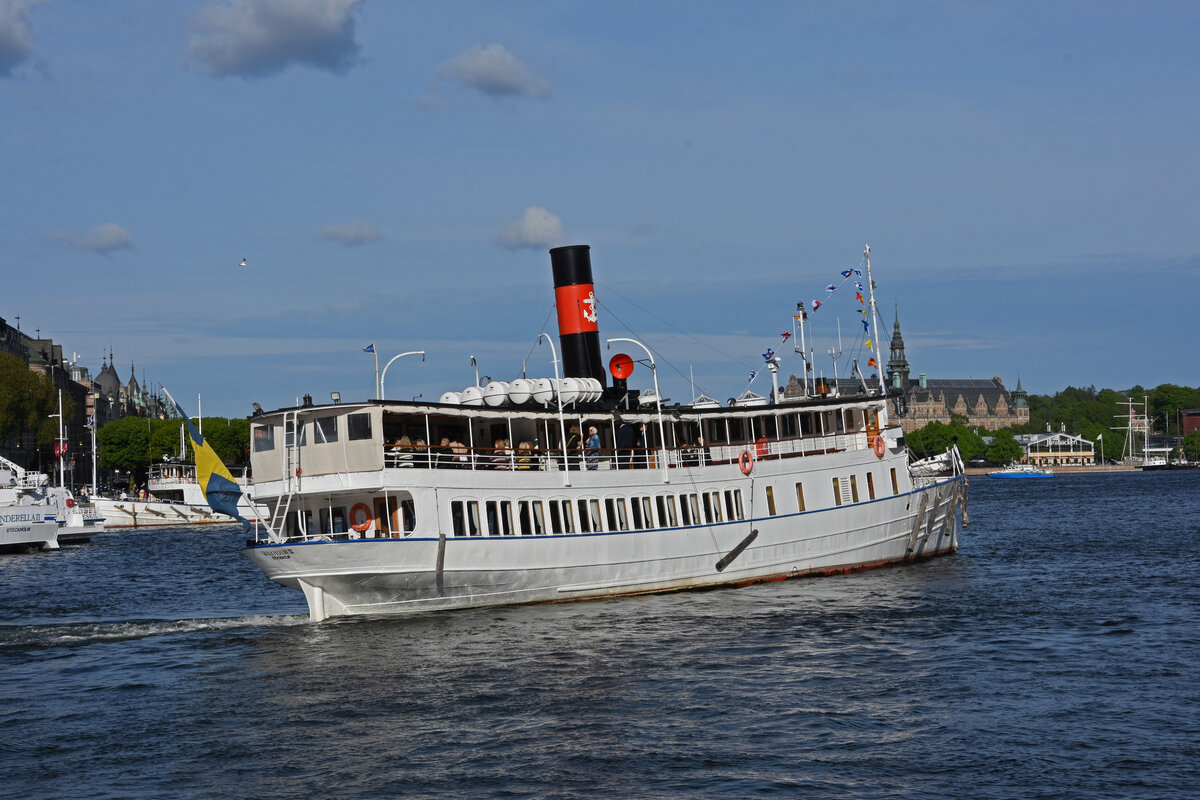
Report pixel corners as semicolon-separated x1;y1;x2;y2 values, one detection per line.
2;473;1198;799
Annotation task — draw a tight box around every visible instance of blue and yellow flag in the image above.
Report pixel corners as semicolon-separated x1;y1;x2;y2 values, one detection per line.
165;390;249;532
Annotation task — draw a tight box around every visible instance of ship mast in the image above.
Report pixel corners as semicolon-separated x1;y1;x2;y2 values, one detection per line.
864;244;886;396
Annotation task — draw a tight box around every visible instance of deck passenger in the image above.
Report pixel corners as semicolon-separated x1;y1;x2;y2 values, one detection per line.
565;425;581;469
433;437;453;468
491;439;510;469
585;426;600;470
515;440;534;470
394;436;414;467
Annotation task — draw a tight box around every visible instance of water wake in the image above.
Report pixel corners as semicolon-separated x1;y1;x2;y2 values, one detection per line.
0;613;308;650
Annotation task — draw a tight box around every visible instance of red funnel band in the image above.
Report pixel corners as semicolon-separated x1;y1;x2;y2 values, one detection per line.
555;283;599;336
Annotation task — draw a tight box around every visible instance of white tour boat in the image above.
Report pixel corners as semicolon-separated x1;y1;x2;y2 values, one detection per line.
0;455;104;548
243;245;967;621
93;460;261;529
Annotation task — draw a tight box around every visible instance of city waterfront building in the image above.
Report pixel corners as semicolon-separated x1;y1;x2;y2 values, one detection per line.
884;310;1029;433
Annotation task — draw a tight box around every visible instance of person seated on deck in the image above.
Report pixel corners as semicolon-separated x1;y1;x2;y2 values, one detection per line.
450;440;470;468
491;439;510;469
515;440;534;470
394;435;414;466
432;437;453;468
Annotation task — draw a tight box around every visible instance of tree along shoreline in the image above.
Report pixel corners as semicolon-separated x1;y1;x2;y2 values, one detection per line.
905;382;1200;463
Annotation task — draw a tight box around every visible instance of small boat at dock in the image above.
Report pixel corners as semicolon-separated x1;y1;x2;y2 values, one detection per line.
987;464;1054;478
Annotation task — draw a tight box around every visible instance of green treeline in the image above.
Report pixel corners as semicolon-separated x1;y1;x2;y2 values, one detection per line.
96;416;250;487
0;352;70;447
906;383;1200;462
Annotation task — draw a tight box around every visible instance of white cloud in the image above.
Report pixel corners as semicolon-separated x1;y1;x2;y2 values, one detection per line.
319;221;382;246
48;222;136;255
0;0;44;78
440;43;551;99
188;0;362;79
493;207;564;250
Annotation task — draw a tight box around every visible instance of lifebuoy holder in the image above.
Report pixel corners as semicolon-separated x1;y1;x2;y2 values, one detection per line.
350;502;372;532
739;449;754;475
873;435;886;458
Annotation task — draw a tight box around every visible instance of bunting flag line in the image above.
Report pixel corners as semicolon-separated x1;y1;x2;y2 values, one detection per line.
867;357;878;369
362;342;376;353
748;370;758;383
864;339;872;349
762;348;775;361
825;283;838;294
780;332;791;342
812;300;822;312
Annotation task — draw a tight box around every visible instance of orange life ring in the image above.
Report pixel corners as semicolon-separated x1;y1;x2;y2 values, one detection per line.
350;503;372;532
739;449;754;475
873;435;886;458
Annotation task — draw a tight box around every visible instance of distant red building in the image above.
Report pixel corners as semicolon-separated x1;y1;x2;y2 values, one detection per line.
1183;409;1200;437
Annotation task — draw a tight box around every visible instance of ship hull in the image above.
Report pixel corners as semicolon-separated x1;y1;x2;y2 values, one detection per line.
246;475;962;620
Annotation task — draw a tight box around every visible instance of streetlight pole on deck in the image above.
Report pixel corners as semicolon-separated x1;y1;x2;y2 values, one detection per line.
380;351;426;400
607;337;669;484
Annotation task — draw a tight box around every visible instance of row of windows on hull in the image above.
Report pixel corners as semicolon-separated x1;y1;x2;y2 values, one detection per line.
451;489;746;537
279;465;902;541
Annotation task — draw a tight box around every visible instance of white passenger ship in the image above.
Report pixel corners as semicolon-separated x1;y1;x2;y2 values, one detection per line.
244;245;966;621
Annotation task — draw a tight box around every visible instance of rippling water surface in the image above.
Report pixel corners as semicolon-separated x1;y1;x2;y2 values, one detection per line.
2;473;1198;799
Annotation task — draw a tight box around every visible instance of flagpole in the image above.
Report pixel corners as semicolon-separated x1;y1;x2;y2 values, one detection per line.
374;343;380;400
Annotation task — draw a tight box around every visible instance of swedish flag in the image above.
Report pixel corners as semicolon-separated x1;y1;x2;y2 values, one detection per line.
164;389;250;532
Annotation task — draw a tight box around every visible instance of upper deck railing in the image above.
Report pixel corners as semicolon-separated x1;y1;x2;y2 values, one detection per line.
380;427;892;473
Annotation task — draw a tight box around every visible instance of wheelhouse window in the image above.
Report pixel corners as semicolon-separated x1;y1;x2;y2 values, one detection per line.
252;425;275;452
314;416;338;444
348;412;372;441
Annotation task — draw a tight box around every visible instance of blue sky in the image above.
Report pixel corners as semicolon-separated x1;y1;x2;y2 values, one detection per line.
3;1;1197;418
